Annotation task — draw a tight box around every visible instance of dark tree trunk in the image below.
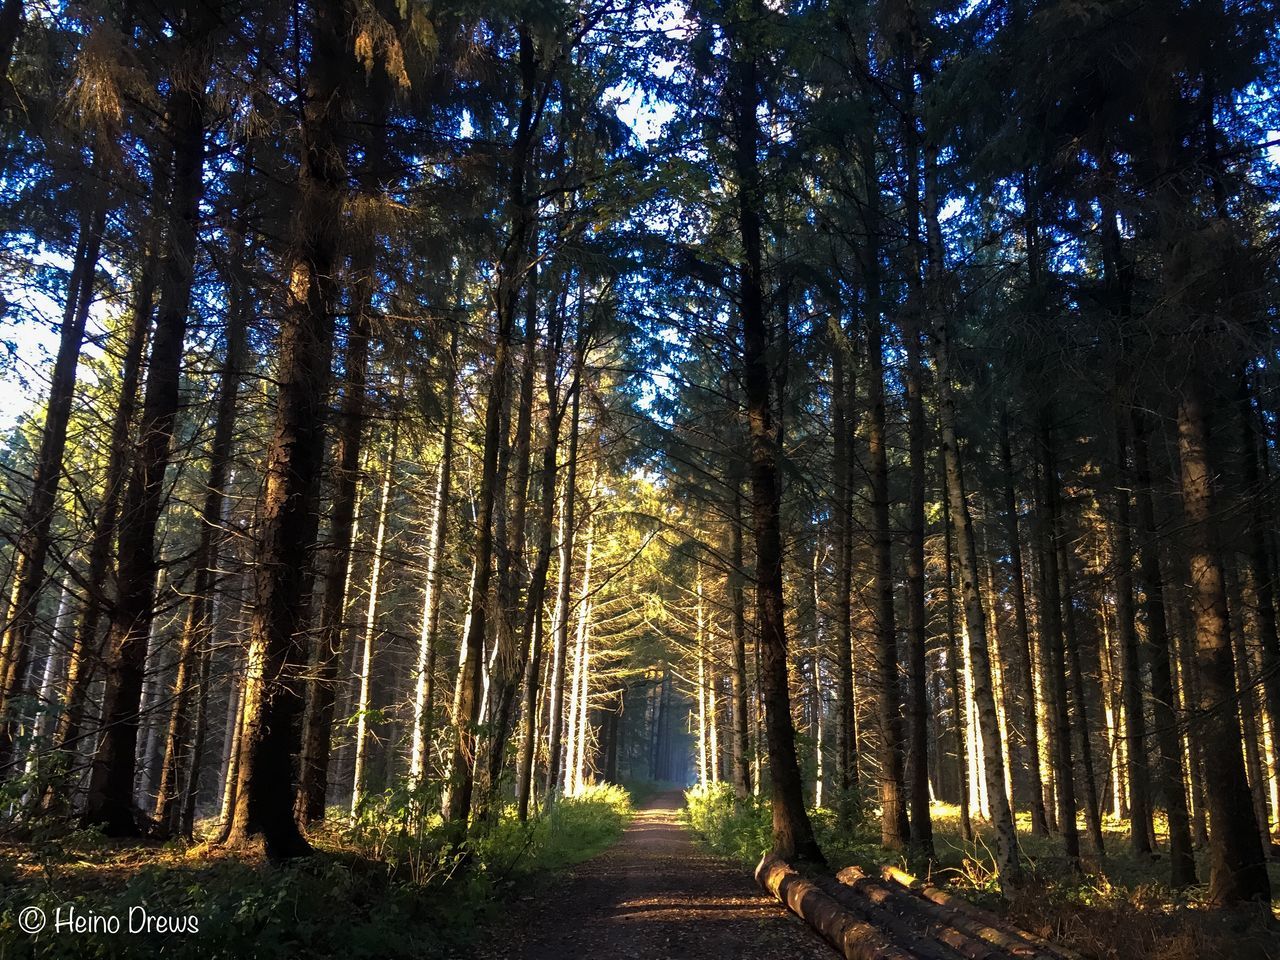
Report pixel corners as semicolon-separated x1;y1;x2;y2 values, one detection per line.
1036;417;1081;865
866;291;909;850
83;64;206;834
730;6;823;867
154;172;252;836
51;225;157;771
224;0;349;859
999;411;1049;837
443;25;538;829
1058;530;1105;858
1111;414;1153;855
295;208;374;827
1176;377;1271;904
487;259;543;799
0;0;22;85
1130;407;1197;886
516;302;570;822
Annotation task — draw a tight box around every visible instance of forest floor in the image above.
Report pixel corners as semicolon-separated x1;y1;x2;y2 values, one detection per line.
479;789;834;960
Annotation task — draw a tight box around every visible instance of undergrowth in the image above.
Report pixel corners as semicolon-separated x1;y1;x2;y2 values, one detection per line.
0;782;633;960
683;785;1279;960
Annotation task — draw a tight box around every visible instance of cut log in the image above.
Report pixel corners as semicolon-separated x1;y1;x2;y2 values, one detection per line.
755;855;917;960
837;867;1024;960
879;866;1082;960
811;873;965;960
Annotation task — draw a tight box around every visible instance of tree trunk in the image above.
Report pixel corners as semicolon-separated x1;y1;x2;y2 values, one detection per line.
410;327;458;782
1237;373;1280;841
921;84;1019;885
514;318;570;820
153;182;251;836
83;63;206;833
730;4;823;867
941;489;971;840
1176;377;1271;904
294;221;375;826
902;318;932;853
830;335;857;822
1036;418;1081;865
543;359;581;807
1129;407;1197;886
728;485;752;799
1058;529;1105;858
223;0;349;859
485;260;543;797
50;238;155;773
1111;414;1153;854
564;508;595;796
0;192;105;771
0;0;22;84
998;412;1048;837
349;424;397;813
866;284;909;850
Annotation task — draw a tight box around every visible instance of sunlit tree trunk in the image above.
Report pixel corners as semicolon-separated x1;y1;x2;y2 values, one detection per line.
728;485;751;799
1036;417;1081;866
903;318;932;852
809;546;823;806
544;358;581;807
565;510;595;796
922;88;1018;887
410;328;458;783
1237;375;1280;840
829;336;857;822
941;492;971;841
349;426;397;814
1059;531;1105;858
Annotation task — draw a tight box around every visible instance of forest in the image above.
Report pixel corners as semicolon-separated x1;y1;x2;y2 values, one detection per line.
0;0;1279;957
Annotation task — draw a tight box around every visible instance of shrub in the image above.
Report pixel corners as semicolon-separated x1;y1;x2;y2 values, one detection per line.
683;782;771;863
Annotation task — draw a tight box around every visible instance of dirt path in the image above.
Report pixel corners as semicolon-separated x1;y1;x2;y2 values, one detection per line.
483;790;835;960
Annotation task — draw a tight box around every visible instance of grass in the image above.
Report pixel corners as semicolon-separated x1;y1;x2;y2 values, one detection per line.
0;782;634;960
683;784;1279;960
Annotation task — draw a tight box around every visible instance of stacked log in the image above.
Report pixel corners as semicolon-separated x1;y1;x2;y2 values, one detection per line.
755;858;1082;960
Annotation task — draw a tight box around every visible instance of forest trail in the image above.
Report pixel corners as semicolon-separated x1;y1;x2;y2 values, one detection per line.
484;790;835;960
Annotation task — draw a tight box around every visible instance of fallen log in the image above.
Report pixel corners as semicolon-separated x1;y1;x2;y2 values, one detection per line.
834;870;1013;960
810;873;967;960
879;866;1082;960
755;855;917;960
836;867;1031;960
